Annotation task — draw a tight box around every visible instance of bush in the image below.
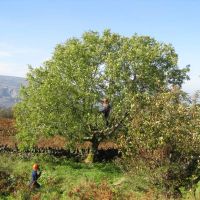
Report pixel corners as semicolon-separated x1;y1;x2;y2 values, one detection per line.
68;181;113;200
68;180;137;200
120;88;200;197
0;170;29;198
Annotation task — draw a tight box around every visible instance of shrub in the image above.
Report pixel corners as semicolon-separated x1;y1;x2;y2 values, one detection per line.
121;88;200;197
68;181;114;200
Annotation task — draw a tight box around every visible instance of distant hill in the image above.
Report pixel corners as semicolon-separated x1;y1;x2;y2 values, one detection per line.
0;75;26;108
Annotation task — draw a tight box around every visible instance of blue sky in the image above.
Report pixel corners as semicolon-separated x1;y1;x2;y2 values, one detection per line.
0;0;199;94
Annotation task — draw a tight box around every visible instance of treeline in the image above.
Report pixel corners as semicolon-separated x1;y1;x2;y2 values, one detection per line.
0;107;13;119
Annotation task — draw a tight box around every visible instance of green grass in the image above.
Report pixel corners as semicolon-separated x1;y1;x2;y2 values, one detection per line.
1;153;199;200
0;153;124;200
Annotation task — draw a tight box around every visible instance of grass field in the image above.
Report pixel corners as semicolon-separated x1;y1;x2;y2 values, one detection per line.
0;152;168;200
1;153;200;199
0;153;125;199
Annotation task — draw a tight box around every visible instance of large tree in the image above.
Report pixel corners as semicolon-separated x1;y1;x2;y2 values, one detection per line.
15;30;189;160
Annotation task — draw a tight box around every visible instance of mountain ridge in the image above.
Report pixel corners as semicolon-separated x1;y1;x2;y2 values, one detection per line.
0;75;26;108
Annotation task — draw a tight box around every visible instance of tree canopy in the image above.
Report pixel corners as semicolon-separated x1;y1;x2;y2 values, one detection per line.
15;30;189;149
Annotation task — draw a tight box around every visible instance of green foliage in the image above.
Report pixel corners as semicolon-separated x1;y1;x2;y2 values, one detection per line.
120;88;200;197
14;30;189;149
126;87;200;154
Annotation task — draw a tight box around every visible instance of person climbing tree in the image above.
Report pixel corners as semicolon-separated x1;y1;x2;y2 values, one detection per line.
100;98;111;126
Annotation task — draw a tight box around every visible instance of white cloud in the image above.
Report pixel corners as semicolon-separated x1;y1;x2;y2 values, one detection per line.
0;62;28;77
0;42;47;77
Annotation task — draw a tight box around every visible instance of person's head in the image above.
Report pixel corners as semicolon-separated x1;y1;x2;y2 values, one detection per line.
32;163;39;171
102;98;109;104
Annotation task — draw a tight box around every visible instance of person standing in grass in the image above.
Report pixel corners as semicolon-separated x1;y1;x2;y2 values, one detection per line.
30;163;41;189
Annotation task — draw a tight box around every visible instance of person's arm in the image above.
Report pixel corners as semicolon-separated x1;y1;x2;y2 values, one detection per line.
37;170;42;178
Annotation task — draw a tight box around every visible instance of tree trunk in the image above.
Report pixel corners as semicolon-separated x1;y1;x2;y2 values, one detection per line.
84;112;129;163
84;133;100;163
